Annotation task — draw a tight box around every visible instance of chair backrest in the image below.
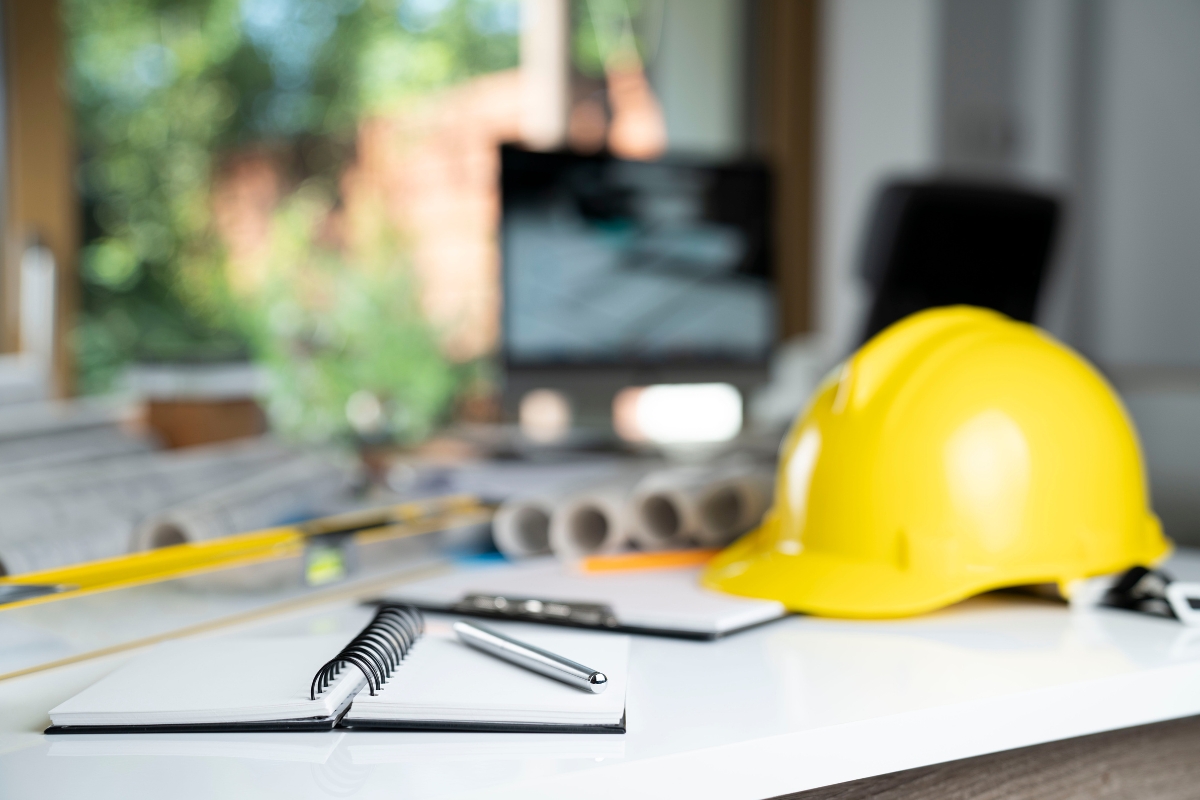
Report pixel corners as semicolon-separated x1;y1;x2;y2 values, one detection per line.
858;180;1060;345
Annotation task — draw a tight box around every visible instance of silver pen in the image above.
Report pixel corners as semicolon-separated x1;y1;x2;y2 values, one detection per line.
453;620;608;694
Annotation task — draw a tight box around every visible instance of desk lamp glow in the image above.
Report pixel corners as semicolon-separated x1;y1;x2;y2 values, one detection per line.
614;383;742;446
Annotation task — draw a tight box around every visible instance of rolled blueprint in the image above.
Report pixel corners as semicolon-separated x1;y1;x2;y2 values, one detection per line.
487;460;649;560
132;453;353;550
628;462;774;550
0;437;297;576
492;496;555;558
0;414;153;478
547;473;646;560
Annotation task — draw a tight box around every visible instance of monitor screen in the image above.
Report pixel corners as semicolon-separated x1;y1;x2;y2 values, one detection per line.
500;146;775;368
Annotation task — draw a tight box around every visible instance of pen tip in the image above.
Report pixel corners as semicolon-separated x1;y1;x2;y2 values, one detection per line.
589;673;607;690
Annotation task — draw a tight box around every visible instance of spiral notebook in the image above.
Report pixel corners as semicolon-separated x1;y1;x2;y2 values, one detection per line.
46;610;629;735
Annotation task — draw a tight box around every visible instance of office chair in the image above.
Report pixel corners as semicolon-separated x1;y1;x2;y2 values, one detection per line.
857;179;1061;345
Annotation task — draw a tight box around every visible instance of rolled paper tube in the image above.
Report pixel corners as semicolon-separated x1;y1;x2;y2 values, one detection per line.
492;497;555;558
694;467;774;546
132;455;351;550
629;462;775;550
548;474;644;561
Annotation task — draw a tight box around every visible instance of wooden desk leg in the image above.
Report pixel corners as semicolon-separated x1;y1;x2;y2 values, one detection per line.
773;715;1200;800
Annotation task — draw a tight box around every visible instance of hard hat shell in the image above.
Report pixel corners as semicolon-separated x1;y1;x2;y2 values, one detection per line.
704;306;1170;618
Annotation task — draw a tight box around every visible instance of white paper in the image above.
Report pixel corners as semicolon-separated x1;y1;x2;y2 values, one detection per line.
383;558;787;635
346;628;629;726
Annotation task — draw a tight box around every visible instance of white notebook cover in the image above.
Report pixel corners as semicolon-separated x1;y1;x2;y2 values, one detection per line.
49;635;362;729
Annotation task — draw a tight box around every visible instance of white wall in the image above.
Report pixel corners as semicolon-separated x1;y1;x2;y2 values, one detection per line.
649;0;745;157
816;0;941;360
1012;0;1078;188
1009;0;1083;342
1090;0;1200;369
1087;0;1200;542
938;0;1019;174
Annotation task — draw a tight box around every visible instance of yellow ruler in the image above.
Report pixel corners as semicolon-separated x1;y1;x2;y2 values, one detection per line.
0;494;491;612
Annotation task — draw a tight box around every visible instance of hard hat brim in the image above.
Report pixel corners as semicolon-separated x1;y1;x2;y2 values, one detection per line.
702;514;1172;619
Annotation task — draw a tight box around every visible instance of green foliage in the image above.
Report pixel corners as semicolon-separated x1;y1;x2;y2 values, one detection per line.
64;0;519;438
68;0;243;381
73;266;248;395
571;0;660;77
242;188;460;444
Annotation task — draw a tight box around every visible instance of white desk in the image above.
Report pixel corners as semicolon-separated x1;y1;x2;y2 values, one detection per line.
2;550;1199;800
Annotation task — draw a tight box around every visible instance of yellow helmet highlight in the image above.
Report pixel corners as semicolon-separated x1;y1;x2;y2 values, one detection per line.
704;306;1170;618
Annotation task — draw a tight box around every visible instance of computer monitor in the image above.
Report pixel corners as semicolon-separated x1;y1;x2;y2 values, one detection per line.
499;145;775;431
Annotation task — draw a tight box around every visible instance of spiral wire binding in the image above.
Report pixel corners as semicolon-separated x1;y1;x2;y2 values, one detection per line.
310;605;425;700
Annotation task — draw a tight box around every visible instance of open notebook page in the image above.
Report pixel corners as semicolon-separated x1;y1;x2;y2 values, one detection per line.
345;626;628;726
49;636;362;728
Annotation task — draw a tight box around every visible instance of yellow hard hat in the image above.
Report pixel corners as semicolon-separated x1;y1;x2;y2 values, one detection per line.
704;306;1170;618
